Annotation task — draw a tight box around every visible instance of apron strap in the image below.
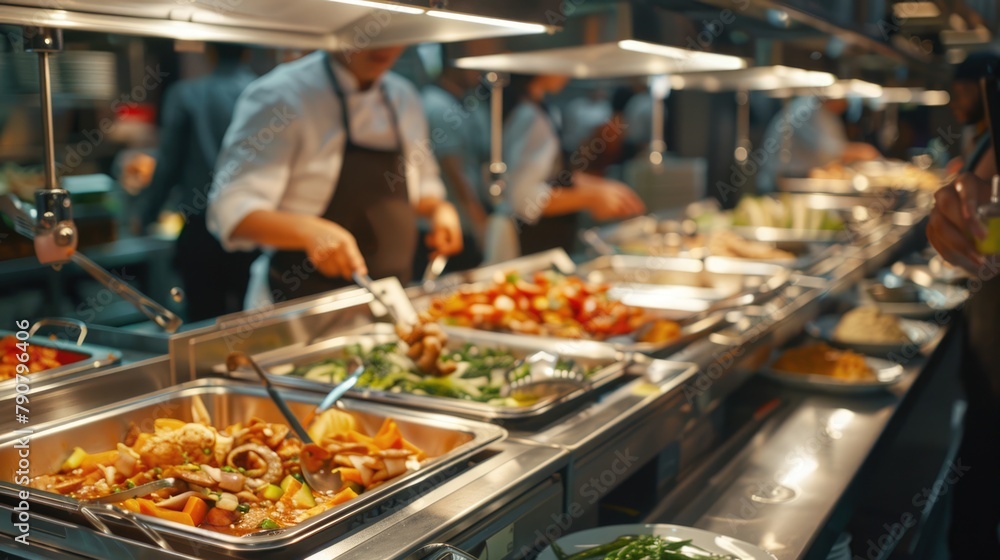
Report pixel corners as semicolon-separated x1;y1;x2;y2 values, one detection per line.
322;52;403;149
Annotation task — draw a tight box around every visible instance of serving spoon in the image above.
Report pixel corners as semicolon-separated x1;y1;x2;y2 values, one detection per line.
225;352;363;493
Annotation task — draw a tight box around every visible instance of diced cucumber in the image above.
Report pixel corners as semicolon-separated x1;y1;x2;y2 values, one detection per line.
261;484;284;501
292;482;316;508
279;475;297;492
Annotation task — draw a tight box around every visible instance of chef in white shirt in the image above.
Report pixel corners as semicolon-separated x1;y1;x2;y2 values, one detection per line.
501;73;645;255
208;47;463;307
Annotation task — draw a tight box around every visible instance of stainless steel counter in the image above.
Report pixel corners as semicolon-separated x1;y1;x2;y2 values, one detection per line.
0;201;945;560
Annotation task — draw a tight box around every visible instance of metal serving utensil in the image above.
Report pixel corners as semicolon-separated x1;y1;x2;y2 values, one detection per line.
0;194;182;333
80;477;183;505
501;350;589;400
352;272;420;325
225;352;345;493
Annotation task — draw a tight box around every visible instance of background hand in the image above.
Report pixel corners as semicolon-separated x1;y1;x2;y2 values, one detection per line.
927;173;991;273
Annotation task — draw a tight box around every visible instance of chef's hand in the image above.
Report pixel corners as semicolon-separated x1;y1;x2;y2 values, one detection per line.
304;219;368;280
927;172;990;273
424;200;464;259
576;175;646;221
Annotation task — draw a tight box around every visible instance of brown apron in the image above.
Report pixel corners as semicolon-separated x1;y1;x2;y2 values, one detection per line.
269;53;417;297
517;103;579;256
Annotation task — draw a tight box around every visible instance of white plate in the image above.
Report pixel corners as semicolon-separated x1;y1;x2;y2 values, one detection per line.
760;353;904;394
536;523;776;560
806;315;940;358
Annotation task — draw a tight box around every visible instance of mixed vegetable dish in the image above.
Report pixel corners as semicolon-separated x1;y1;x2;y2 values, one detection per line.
283;320;599;407
31;399;426;536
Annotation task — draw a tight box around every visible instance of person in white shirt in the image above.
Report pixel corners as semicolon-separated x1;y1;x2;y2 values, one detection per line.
501;73;646;255
208;47;462;306
756;96;881;193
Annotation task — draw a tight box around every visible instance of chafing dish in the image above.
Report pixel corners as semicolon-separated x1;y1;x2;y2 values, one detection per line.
232;323;630;425
0;378;504;558
0;318;121;397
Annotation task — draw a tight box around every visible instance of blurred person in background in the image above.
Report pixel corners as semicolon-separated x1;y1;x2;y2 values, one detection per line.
208;47;462;308
757;96;881;193
140;42;258;321
927;52;1000;557
498;73;645;257
420;45;490;272
573;86;636;177
946;52;1000;177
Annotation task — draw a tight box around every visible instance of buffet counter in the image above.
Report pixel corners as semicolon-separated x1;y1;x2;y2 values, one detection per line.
0;193;957;560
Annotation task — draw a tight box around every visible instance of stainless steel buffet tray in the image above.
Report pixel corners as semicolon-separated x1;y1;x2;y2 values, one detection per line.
0;325;122;397
412;252;729;356
586;223;829;271
577;255;791;313
0;378;505;557
237;323;631;424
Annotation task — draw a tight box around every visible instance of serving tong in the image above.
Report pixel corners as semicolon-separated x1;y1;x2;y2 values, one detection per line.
226;351;364;493
501;350;590;401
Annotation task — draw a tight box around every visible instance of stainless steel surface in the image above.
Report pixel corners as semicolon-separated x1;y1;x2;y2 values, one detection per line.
663;364;925;559
241;323;629;424
0;356;172;439
0;378;504;557
36;51;57;191
454;42;747;78
78;502;173;552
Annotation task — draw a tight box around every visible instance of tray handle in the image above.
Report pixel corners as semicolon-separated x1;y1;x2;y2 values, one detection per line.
29;317;88;346
79;503;174;552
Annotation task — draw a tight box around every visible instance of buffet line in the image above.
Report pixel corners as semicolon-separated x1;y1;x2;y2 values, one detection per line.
0;169;965;559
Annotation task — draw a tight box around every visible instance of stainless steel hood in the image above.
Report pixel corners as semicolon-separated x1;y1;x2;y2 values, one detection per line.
668;65;836;91
452;2;748;78
0;0;557;50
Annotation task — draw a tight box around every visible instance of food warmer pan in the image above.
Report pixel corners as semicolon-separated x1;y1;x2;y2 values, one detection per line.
0;378;504;558
235;322;632;425
0;318;122;397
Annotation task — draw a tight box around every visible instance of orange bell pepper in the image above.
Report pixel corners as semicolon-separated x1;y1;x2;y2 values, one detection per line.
80;450;120;473
337;468;364;485
120;498;140;513
137;498;195;526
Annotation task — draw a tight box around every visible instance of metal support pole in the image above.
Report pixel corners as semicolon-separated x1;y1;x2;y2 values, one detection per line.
24;26;77;265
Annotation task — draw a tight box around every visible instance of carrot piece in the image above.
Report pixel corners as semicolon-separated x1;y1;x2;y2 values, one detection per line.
328;487;358;506
337;468;364;485
136;498;195;526
373;419;403;450
120;499;140;513
181;496;208;527
80;450;120;472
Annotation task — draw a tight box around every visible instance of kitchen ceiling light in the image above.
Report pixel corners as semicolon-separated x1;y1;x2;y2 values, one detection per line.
325;0;425;15
617;39;747;71
425;10;548;33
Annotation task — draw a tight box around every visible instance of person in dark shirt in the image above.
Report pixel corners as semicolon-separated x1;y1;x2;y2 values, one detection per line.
927;52;1000;557
141;43;258;321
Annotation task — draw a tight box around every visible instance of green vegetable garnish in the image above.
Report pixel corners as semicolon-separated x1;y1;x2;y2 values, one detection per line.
258;519;280;530
236;502;251;513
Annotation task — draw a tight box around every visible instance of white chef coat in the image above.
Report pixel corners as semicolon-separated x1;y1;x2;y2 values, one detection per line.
207;51;445;252
207;51;445;309
502;102;562;224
